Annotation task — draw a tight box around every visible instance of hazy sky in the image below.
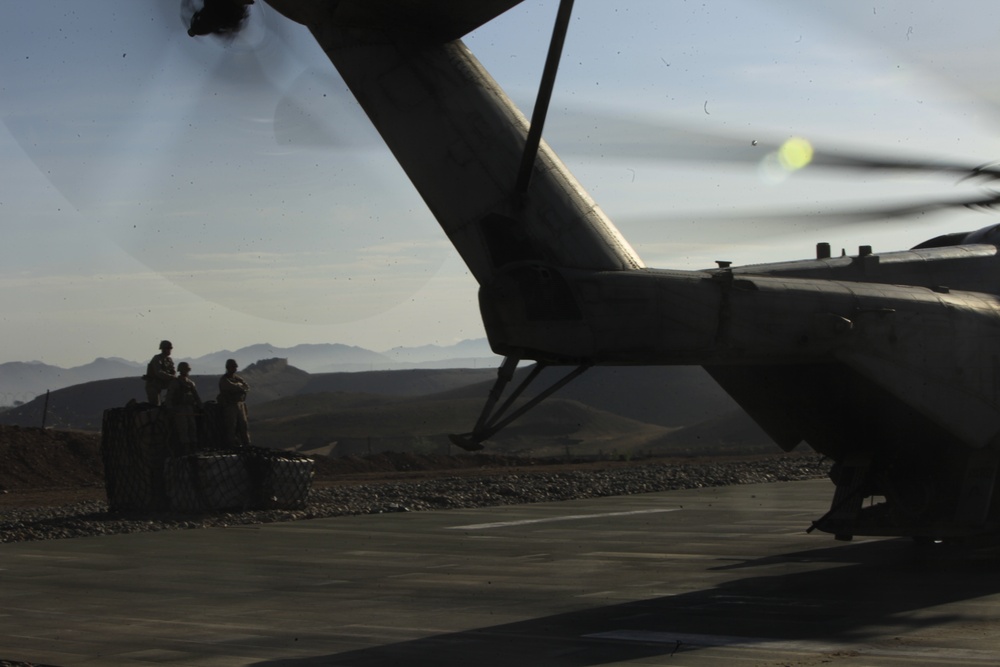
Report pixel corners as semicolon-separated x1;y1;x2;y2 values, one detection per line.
2;1;1000;367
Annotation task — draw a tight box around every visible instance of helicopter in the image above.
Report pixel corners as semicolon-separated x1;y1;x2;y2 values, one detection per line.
183;0;1000;543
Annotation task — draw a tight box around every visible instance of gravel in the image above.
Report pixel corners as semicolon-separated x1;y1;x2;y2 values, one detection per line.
0;455;828;544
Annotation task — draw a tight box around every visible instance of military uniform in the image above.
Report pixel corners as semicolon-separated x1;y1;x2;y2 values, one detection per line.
218;363;250;447
144;341;176;405
166;366;202;453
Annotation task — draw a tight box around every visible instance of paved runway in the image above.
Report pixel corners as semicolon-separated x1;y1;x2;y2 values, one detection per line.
4;478;1000;666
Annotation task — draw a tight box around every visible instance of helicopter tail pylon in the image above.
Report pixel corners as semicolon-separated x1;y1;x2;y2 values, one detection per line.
262;0;643;290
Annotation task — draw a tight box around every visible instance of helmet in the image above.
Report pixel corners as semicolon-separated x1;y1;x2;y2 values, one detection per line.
159;340;173;350
225;359;238;369
177;362;191;372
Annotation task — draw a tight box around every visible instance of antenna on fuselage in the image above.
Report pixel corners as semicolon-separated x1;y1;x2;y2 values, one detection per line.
514;0;575;194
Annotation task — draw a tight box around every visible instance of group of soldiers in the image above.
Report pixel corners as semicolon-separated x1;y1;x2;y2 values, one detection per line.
143;340;251;450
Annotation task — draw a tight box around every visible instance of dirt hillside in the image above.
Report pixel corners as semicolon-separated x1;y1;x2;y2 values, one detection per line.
0;425;105;491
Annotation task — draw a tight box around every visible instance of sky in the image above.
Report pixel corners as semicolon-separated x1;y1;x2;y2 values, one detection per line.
2;1;1000;367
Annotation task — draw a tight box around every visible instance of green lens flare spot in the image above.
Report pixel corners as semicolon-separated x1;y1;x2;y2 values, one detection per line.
778;137;814;171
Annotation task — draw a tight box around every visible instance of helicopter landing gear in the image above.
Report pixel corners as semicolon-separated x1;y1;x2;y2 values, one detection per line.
448;356;590;451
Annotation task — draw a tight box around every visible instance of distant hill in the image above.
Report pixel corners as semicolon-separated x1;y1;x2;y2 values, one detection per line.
251;393;674;458
0;358;311;431
377;338;496;367
640;410;779;457
438;365;738;429
0;358;143;406
0;339;500;403
0;357;778;459
189;343;393;374
299;367;499;396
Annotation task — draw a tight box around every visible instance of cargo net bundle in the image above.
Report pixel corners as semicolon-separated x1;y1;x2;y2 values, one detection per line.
101;401;313;513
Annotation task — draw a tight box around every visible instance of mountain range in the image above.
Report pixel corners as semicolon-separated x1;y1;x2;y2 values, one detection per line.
0;339;499;404
0;354;780;460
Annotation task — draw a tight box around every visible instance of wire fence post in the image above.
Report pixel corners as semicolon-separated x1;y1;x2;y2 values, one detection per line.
41;390;50;429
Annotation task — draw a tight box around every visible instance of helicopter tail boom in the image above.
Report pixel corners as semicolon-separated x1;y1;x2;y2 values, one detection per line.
262;0;644;290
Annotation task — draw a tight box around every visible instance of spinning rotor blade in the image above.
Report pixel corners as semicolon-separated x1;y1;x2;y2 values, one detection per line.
805;153;1000;183
543;110;1000;241
548;110;1000;184
0;2;444;325
633;192;1000;242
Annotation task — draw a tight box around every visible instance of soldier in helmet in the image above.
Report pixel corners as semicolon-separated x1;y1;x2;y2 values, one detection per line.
143;340;176;405
217;358;251;447
166;361;202;453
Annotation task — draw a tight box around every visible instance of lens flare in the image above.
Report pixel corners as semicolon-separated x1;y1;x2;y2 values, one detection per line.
778;137;814;171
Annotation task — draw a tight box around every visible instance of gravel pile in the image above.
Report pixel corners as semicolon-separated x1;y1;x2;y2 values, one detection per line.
0;456;828;544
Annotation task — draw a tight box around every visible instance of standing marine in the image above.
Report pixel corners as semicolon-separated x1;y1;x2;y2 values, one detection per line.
217;358;251;447
143;340;176;406
166;361;202;453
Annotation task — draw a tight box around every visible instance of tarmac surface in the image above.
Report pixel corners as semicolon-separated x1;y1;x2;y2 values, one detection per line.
4;478;1000;666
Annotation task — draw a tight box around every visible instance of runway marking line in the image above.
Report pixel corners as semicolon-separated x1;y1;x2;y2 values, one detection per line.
447;508;679;531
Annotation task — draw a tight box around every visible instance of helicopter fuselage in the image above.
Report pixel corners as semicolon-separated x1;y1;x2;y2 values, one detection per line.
252;0;1000;541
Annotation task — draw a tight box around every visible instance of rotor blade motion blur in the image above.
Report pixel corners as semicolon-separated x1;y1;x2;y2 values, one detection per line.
549;111;1000;183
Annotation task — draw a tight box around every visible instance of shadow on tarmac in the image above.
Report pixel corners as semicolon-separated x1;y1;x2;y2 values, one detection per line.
252;538;1000;666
